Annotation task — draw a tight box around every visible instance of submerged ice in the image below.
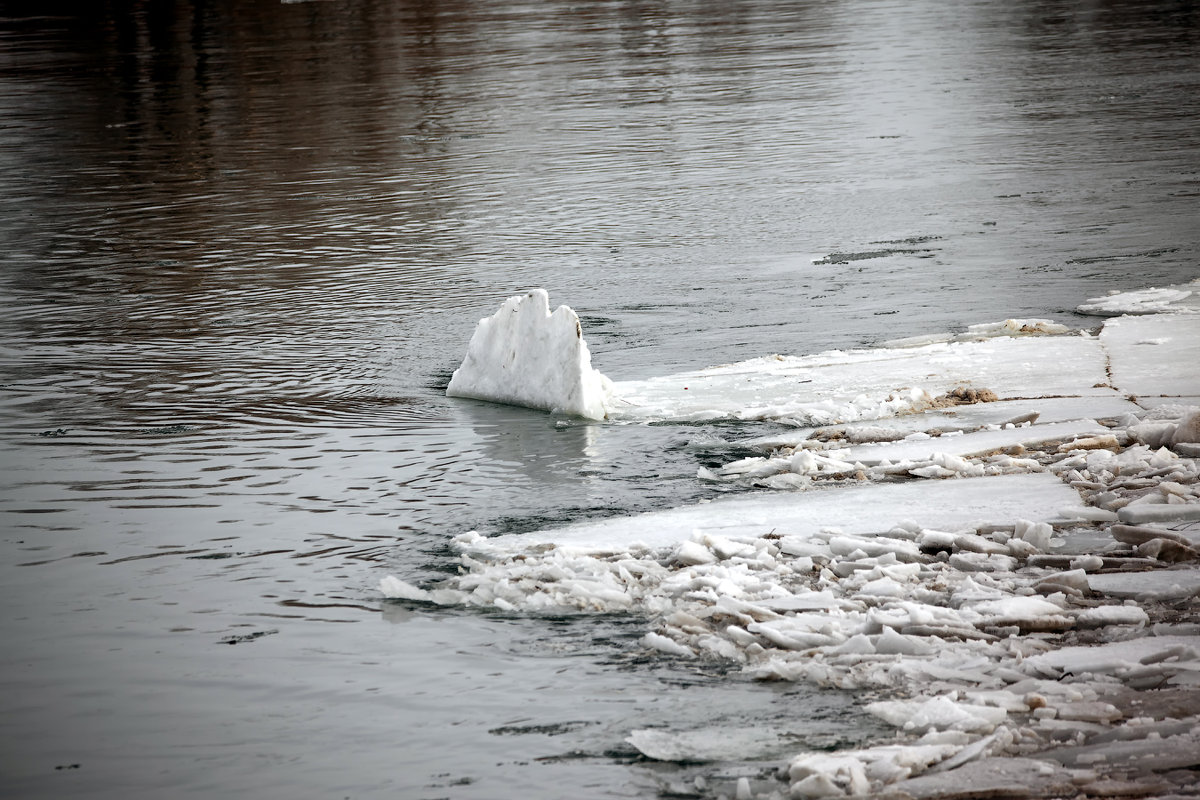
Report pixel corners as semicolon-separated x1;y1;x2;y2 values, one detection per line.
421;279;1200;799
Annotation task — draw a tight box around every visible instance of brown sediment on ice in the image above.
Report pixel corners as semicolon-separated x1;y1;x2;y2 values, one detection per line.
927;387;1001;408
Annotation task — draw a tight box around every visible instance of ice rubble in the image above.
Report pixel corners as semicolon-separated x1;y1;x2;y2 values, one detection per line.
420;281;1200;799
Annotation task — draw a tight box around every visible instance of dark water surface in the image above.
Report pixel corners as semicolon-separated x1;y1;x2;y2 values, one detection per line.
2;0;1197;796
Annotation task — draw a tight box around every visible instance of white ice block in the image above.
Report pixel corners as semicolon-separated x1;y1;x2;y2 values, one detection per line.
446;289;612;420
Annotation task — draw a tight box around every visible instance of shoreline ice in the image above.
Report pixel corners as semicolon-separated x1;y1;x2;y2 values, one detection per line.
414;279;1200;799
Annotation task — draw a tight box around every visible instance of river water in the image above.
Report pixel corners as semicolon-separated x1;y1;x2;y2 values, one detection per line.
1;1;1197;797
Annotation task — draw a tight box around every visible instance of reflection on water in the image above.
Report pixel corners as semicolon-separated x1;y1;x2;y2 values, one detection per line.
1;0;1198;796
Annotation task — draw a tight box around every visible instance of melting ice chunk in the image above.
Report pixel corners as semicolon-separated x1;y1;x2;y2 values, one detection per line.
446;289;613;420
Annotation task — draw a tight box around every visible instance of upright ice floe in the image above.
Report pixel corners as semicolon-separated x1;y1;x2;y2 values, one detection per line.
446;289;613;420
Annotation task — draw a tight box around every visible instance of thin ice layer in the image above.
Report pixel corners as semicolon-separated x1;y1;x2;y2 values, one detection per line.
843;419;1108;467
446;289;613;420
1077;280;1199;316
475;472;1079;554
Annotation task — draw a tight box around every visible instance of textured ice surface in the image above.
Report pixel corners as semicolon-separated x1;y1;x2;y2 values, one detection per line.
868;696;1007;734
1022;635;1200;677
711;419;1110;487
843;419;1107;466
876;757;1076;800
740;396;1141;452
446;289;613;419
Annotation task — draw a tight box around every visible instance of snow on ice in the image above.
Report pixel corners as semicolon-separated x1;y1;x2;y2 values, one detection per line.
419;280;1200;799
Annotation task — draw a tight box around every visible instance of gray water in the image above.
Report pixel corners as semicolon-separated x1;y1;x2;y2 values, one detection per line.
2;0;1197;797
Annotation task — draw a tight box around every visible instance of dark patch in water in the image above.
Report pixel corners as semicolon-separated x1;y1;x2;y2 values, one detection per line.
870;235;943;245
486;505;633;537
489;720;596;736
140;424;195;435
426;366;457;391
1066;247;1178;265
535;743;643;764
814;248;933;265
219;629;278;645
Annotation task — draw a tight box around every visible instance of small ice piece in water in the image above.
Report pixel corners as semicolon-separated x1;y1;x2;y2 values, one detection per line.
627;726;786;761
379;575;430;602
1077;286;1192;316
643;632;696;658
1013;519;1053;551
446;289;612;419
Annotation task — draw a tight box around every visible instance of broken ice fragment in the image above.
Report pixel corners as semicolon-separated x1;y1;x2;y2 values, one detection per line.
446;289;613;419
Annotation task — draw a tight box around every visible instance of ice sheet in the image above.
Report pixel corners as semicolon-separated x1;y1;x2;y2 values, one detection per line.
1086;569;1200;600
878;757;1076;800
446;289;613;419
1022;635;1200;675
475;472;1080;554
627;726;793;762
445;285;1195;430
1100;313;1200;400
607;334;1113;423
